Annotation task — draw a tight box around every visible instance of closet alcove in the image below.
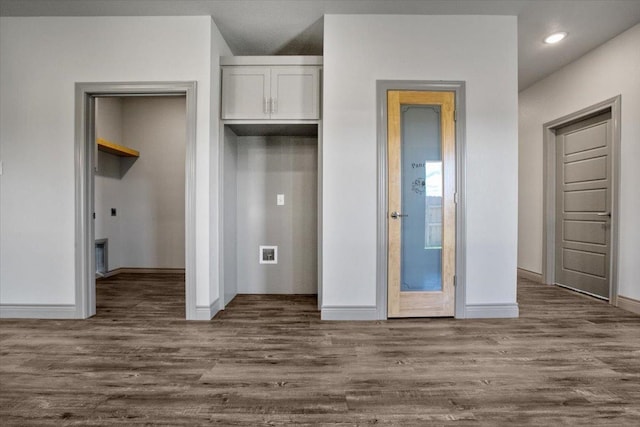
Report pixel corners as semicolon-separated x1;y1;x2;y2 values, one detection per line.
220;56;322;308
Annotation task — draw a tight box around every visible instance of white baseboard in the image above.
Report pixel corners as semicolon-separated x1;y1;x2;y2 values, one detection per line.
617;296;640;316
321;303;520;320
100;269;120;278
100;267;186;278
321;305;378;320
194;298;222;321
224;292;237;306
464;303;519;319
517;268;543;283
0;304;79;319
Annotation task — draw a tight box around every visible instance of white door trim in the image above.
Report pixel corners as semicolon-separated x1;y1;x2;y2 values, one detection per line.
74;82;197;319
542;95;621;304
376;81;467;319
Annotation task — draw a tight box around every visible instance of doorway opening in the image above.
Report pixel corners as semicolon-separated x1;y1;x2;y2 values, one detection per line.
94;95;187;316
542;96;621;305
75;82;197;319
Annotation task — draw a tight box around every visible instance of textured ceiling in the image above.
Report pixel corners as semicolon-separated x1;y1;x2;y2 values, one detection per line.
1;0;639;90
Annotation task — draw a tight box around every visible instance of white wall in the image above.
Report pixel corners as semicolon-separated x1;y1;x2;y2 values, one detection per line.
0;17;230;313
95;98;124;144
95;97;125;270
95;150;126;270
96;97;186;270
519;24;640;301
210;22;233;309
222;127;238;305
235;136;318;294
96;97;186;269
119;97;186;268
323;15;519;314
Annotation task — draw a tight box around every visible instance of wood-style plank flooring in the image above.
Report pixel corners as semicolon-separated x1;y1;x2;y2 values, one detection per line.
1;273;639;426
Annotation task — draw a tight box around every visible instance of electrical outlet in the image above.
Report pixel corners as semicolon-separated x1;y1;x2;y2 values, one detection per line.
277;194;285;206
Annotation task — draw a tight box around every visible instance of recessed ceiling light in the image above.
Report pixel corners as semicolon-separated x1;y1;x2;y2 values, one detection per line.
544;32;568;44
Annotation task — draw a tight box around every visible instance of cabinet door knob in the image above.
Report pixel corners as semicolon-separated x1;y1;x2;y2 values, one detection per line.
264;97;269;114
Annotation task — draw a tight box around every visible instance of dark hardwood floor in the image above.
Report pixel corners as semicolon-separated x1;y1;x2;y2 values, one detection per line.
1;273;639;426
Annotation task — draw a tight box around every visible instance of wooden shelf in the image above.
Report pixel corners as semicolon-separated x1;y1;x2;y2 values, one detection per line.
97;138;139;157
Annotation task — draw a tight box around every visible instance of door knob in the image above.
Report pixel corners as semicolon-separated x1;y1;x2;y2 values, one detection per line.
390;211;408;219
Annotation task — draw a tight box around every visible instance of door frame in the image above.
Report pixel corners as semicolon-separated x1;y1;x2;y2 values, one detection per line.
74;81;197;319
542;95;621;304
376;81;467;319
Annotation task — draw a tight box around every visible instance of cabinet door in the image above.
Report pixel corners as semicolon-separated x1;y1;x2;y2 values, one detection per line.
270;66;319;120
221;66;271;120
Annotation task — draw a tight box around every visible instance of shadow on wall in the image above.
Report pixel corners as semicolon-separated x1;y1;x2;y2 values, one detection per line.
96;151;138;179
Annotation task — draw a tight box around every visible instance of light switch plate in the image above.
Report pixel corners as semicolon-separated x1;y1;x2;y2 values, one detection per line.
277;194;285;206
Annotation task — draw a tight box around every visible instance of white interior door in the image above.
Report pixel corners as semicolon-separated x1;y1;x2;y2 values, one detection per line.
555;111;612;299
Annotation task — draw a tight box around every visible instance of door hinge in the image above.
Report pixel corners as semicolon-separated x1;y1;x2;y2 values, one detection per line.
454;110;457;122
453;275;457;287
454;192;459;204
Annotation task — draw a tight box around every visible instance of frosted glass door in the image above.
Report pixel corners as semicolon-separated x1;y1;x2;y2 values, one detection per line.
400;105;442;291
387;90;455;318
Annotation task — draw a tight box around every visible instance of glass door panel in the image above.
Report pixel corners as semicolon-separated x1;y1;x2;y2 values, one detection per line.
400;105;442;292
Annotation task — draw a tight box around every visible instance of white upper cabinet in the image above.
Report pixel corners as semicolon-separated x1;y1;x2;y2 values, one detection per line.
269;66;319;120
221;66;271;120
221;57;321;121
